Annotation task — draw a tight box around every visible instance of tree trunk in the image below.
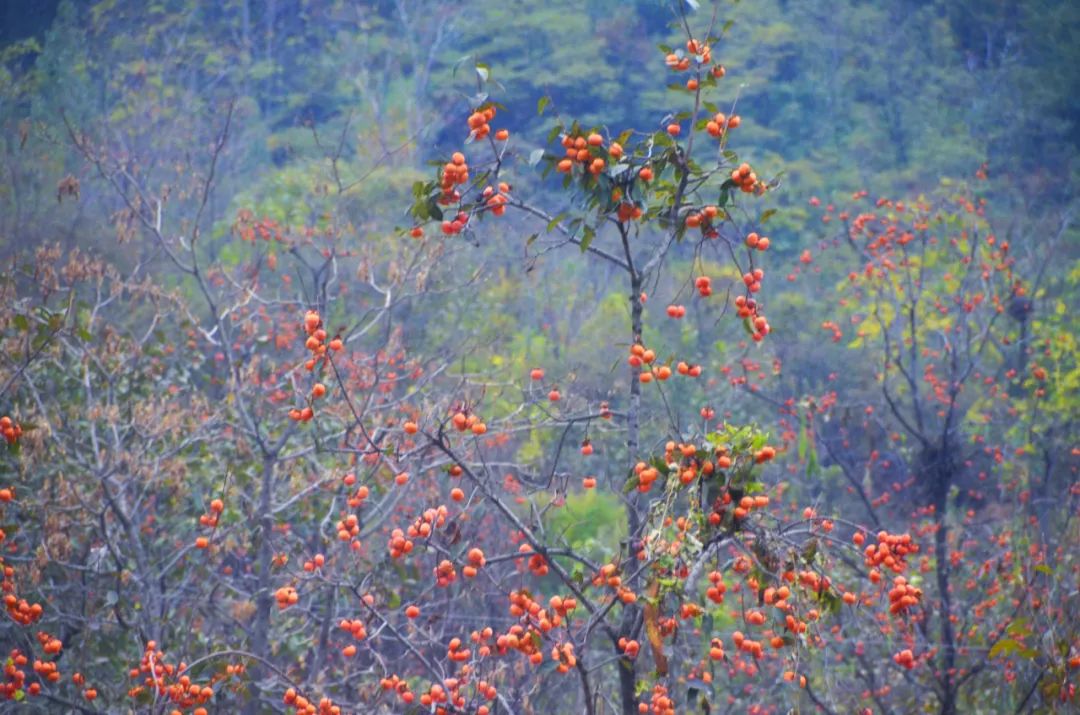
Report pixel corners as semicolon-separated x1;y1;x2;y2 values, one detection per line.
618;271;645;715
244;455;276;715
933;472;957;715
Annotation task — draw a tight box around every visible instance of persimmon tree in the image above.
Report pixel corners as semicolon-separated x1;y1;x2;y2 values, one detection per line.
318;4;938;714
2;78;458;715
760;177;1079;713
0;6;930;715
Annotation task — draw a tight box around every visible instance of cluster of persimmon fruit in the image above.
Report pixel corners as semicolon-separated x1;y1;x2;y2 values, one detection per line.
646;681;676;715
730;162;767;194
415;106;511;238
274;585;299;610
283;687;340;715
671;227;775;342
126;640;238;714
628;343;701;384
632;459;663;493
1;651;63;701
0;416;21;445
193;497;223;549
356;590;585;712
734;294;771;342
377;670;497;715
288;310;342;422
336;616;368;657
387;527;414;561
3;590;43;626
465;103;507;143
682;204;720;235
231;208;285;243
555;131;624;177
887;575;923;615
860;530;919;576
336;512;362;547
592;562;639;604
552;131;656;223
481;182;510;217
2;649;33;700
342;472;370;509
31;654;58;687
665;37;712;70
451;408;488;435
514;541;550;576
819;319;843;343
2;533;45;631
705;110;740;139
436;152;471;235
430;546;485;587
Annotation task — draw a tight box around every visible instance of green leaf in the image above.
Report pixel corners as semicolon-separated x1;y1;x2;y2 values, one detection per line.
718;186;733;208
806;446;819;478
13;314;28;331
759;208;777;224
797;415;808;461
414;200;430;221
537;96;549;116
989;639;1021;658
547;123;563;144
1007;618;1030;636
426;199;443;221
579;225;595;252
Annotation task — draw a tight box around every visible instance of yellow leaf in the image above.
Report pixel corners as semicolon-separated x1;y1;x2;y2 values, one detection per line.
643;579;668;675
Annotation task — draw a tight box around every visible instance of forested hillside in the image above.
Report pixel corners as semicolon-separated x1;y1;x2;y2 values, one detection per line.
1;1;1077;713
